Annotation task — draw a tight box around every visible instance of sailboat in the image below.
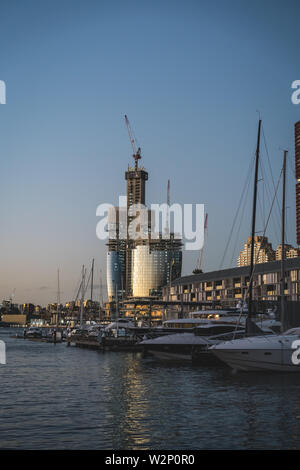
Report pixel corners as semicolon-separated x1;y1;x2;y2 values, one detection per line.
210;149;300;372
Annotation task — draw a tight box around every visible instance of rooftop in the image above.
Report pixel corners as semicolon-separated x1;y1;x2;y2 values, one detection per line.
169;257;300;286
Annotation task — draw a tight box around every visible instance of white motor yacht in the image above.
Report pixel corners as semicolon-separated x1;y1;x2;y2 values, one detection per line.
140;322;267;362
25;327;43;338
210;327;300;372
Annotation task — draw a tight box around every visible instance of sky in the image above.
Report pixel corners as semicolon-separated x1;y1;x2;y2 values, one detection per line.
0;0;299;305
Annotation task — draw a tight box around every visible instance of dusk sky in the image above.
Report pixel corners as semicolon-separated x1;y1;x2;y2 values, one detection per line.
0;0;299;305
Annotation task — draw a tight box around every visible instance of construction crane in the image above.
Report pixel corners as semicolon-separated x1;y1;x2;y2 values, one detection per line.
124;115;142;168
193;213;208;274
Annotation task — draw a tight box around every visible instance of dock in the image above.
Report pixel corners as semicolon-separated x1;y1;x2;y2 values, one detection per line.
67;335;143;351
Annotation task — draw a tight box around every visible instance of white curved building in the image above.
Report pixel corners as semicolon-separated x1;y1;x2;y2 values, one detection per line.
131;245;166;297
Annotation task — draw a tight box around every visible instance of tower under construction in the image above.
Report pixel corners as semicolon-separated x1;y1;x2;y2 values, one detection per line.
106;116;182;301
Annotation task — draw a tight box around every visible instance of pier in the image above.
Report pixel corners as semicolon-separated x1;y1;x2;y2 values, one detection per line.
66;335;143;351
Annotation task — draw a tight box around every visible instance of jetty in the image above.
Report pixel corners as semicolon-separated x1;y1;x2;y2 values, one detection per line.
66;335;142;351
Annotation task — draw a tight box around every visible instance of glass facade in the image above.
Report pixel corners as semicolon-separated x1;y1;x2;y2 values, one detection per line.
107;251;122;301
131;245;166;297
165;249;182;285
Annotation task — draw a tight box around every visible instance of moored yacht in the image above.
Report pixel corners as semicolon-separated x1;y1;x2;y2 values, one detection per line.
210;328;300;372
210;150;295;372
25;327;43;338
161;310;279;333
141;323;246;361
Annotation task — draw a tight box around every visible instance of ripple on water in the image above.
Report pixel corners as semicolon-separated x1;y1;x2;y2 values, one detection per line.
1;329;300;449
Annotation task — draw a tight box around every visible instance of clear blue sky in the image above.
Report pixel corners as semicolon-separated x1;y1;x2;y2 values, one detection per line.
0;0;299;305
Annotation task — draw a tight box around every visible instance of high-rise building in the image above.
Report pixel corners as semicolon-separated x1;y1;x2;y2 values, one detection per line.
237;236;275;267
295;120;300;250
106;207;126;301
125;162;149;295
106;125;182;300
131;235;182;297
275;244;298;261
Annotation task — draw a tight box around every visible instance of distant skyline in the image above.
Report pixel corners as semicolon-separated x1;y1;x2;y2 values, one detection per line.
0;0;300;305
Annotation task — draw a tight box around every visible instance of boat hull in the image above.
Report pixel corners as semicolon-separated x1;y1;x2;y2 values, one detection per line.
143;342;221;363
212;348;300;372
149;349;192;361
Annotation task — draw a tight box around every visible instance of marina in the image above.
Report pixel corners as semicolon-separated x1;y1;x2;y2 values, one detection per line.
1;327;300;450
2;111;300;451
1;0;300;453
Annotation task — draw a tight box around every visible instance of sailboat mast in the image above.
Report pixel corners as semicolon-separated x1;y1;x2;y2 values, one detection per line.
280;150;287;332
80;265;85;327
90;258;94;302
247;119;262;332
57;268;60;326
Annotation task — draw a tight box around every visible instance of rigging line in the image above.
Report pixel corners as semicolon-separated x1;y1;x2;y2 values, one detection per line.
262;155;290;244
85;265;94;298
72;272;83;302
287;151;296;180
233;167;283;337
256;163;266;232
260;155;281;222
261;124;282;219
219;154;255;270
257;185;265;234
230;169;253;267
74;280;82;304
262;166;265;229
259;158;282;242
284;166;294;245
230;162;254;266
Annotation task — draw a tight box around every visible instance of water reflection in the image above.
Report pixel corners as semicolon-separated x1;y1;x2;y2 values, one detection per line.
1;329;300;449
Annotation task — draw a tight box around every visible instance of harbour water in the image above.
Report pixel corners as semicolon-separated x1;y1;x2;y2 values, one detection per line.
1;328;300;450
